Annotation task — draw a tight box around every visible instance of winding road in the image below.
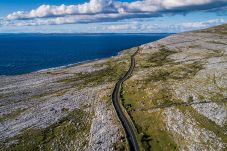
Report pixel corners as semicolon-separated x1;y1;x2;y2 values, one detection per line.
112;48;140;151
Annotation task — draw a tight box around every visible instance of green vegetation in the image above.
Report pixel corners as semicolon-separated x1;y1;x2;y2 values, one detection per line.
119;46;208;150
1;109;92;151
44;71;68;76
137;46;177;68
148;86;180;108
0;95;4;99
145;61;203;82
209;41;227;45
210;92;226;102
134;110;177;151
205;49;224;58
32;89;69;99
178;106;227;144
99;86;130;151
119;47;180;150
199;24;227;34
188;96;194;103
120;85;144;149
32;91;56;99
58;58;129;89
2;56;130;151
137;46;203;82
113;136;129;151
120;47;139;56
148;46;178;67
188;45;201;48
0;109;26;122
116;42;224;150
121;80;178;150
52;89;69;97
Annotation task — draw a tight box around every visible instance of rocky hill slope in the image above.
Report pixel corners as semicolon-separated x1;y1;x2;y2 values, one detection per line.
0;51;134;150
122;24;227;150
0;24;227;151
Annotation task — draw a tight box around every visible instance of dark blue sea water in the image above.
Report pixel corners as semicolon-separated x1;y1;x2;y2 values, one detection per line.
0;33;170;75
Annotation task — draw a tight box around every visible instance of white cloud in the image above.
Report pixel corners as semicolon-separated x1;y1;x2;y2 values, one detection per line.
6;13;137;26
89;18;226;33
176;18;226;30
3;0;227;26
8;0;225;20
0;18;226;33
6;0;117;20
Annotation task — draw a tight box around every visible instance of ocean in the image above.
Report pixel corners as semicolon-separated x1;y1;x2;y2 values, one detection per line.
0;33;170;75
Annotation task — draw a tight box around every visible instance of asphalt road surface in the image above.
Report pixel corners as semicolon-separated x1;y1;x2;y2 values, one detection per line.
112;48;140;151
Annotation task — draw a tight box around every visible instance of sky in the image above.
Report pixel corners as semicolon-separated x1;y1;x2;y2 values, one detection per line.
0;0;227;33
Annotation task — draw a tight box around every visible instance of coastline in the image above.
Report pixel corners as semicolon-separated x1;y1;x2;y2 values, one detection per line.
0;37;135;150
0;33;170;77
37;46;139;73
0;53;118;77
0;45;139;77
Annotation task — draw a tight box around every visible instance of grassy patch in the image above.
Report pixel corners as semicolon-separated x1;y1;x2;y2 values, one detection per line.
44;71;72;76
188;45;201;48
210;92;226;102
52;89;69;97
205;49;224;58
82;59;129;85
121;80;178;150
188;96;194;103
137;46;204;83
199;24;227;35
58;58;129;89
148;47;177;66
120;47;139;56
145;61;203;82
113;136;129;151
178;105;227;144
136;47;178;69
133;110;178;151
32;88;70;99
0;109;26;122
1;109;92;151
208;41;227;45
0;95;4;99
150;86;180;108
32;91;54;99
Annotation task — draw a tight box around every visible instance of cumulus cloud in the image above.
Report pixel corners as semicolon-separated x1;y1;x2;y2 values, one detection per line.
6;0;117;20
5;13;161;26
2;0;227;26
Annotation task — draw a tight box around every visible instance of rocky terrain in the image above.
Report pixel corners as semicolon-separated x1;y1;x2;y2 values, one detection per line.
0;24;227;151
122;24;227;150
0;53;133;150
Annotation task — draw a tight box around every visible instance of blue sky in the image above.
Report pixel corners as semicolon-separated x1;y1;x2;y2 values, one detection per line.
0;0;227;33
0;0;86;16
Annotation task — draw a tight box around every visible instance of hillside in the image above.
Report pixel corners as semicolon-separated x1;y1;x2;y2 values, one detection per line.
0;24;227;151
0;50;133;150
122;24;227;150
